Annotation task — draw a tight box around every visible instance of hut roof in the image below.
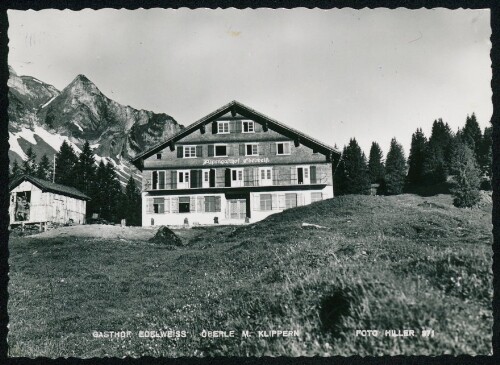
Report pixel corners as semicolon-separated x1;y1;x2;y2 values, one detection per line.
9;175;91;200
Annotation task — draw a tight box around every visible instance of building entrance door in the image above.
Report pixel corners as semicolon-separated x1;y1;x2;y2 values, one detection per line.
228;199;247;220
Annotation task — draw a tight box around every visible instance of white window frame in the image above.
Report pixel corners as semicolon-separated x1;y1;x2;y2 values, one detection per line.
245;143;259;156
276;142;291;155
242;120;255;133
214;143;228;157
259;167;273;186
296;165;310;185
177;170;190;189
231;168;244;187
217;121;230;134
183;145;197;158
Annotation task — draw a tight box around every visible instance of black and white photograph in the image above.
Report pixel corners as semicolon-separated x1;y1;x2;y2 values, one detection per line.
5;7;493;357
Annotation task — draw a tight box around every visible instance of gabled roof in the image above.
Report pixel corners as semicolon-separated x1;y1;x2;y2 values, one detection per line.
9;175;91;200
130;100;342;170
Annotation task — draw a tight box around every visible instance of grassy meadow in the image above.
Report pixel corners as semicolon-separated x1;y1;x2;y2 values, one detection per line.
7;193;493;357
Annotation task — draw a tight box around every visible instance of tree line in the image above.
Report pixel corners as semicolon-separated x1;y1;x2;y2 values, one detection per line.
334;113;492;208
9;141;142;225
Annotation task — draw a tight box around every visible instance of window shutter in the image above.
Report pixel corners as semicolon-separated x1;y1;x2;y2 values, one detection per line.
197;196;204;212
171;197;179;213
212;121;218;134
177;146;183;158
271;194;278;210
284;142;291;154
244;168;250;187
165;198;170;213
196;145;203;157
310;166;317;184
171;170;177;189
239;144;245;156
208;145;214;157
253;194;259;210
253;168;259;185
248;168;254;186
152;171;158;190
190;170;197;188
255;123;262;132
235;120;242;133
228;145;234;156
278;194;286;209
215;196;221;212
190;196;197;212
297;193;305;206
165;170;171;189
225;168;231;187
273;167;279;185
290;167;296;184
209;169;216;187
159;171;165;189
270;143;276;155
146;198;153;213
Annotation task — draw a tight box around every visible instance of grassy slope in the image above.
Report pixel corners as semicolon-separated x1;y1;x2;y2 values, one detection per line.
8;194;492;357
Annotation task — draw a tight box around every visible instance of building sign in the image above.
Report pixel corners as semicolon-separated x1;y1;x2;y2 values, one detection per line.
203;157;270;166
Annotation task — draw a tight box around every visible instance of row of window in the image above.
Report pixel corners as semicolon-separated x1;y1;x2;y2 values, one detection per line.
257;192;322;211
216;120;256;134
147;196;221;214
150;165;316;190
146;192;323;215
156;141;292;159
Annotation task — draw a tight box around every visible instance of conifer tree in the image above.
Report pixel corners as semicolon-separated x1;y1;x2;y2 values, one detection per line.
10;160;21;180
55;140;78;187
368;142;385;184
334;138;371;195
74;141;96;195
92;160;123;222
406;128;427;187
384;138;407;195
423;119;453;184
22;146;37;176
123;176;141;226
36;154;52;181
461;113;482;160
478;126;492;183
450;142;481;207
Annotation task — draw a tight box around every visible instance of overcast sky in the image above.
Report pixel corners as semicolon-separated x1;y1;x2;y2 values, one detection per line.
8;8;492;157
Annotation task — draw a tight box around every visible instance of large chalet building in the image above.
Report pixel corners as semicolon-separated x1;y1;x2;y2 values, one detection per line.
131;101;341;226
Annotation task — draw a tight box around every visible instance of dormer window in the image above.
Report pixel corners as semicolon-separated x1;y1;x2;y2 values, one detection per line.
218;121;230;134
242;121;255;133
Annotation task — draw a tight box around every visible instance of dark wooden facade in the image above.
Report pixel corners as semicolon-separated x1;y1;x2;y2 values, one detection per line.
132;101;341;226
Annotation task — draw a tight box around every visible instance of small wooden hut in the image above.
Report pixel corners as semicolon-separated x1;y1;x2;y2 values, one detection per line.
9;175;90;227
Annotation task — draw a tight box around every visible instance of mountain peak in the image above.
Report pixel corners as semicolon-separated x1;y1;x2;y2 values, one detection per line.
72;74;93;85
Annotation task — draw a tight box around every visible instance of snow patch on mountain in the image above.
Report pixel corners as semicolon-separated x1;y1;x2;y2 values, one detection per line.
73;121;84;132
41;95;56;109
32;125;82;154
8;132;28;160
17;127;38;145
